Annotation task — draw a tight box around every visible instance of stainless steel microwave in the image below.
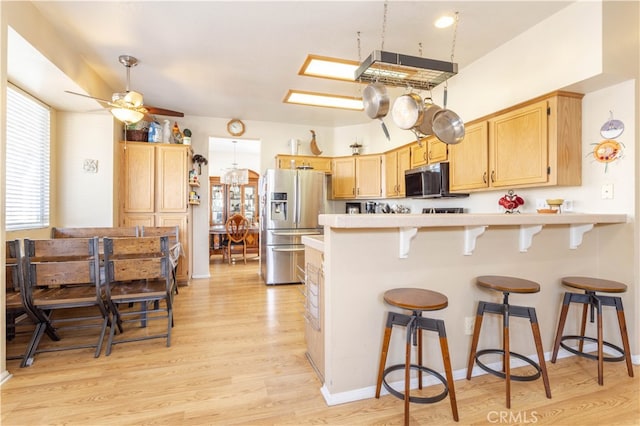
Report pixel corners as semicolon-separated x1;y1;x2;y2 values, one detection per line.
404;162;468;199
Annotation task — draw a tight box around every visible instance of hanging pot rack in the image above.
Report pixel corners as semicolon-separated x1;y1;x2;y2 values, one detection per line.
355;50;457;91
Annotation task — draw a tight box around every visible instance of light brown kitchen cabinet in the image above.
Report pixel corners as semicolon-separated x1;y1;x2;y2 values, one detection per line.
449;121;489;191
118;142;190;283
384;146;411;198
410;136;448;168
276;155;332;173
449;91;582;192
331;155;382;199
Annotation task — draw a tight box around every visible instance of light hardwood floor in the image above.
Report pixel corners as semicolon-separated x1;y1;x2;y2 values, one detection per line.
2;257;639;425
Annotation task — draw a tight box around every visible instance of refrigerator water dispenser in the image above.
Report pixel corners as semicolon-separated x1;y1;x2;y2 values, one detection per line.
270;192;287;221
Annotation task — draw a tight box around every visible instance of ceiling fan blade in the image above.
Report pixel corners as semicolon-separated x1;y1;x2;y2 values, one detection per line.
65;90;111;105
145;105;184;117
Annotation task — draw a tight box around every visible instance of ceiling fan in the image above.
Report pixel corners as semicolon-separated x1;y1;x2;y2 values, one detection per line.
66;55;184;124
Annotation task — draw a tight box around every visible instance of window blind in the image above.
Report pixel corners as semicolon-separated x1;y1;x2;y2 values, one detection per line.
5;85;51;230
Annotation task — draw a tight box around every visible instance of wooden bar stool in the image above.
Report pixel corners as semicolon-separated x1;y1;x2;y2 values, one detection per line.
466;276;551;408
375;288;458;425
551;276;634;385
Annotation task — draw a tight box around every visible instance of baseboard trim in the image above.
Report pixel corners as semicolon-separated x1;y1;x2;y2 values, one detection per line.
320;343;634;406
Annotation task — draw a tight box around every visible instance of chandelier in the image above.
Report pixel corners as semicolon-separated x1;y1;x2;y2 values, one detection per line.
221;141;249;186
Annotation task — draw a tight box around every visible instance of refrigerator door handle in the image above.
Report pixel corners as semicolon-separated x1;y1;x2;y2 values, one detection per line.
294;172;300;225
271;246;305;253
271;231;321;236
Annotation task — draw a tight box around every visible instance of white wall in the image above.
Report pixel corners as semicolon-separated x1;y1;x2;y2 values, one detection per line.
56;112;117;226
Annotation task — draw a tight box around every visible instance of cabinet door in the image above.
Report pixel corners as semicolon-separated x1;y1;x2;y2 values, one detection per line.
490;100;548;187
156;214;189;282
242;183;258;225
307;157;332;173
356;155;382;198
449;121;489;191
384;151;399;198
122;143;155;213
428;138;448;164
410;141;428;168
209;177;225;226
227;185;242;217
121;213;155;228
332;157;356;199
396;147;411;197
156;145;188;212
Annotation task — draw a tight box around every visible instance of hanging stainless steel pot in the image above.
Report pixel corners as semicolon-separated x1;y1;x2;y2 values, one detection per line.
363;83;391;140
416;99;442;136
432;87;465;145
391;92;424;130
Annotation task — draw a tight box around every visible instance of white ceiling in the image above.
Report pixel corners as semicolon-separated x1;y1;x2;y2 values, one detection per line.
18;1;573;127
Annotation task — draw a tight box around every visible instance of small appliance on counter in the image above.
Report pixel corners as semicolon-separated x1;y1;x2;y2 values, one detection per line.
346;202;361;214
422;207;465;214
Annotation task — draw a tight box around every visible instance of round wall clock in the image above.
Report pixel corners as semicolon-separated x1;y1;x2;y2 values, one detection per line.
227;119;245;137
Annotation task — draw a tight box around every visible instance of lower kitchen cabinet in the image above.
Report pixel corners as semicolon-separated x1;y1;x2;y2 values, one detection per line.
304;244;324;380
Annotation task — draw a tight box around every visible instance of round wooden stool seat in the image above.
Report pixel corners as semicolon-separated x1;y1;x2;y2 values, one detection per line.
477;275;540;294
561;276;627;293
383;288;448;311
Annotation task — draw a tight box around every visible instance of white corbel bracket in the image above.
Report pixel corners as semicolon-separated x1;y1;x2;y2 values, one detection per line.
569;223;594;249
519;225;543;252
398;227;418;258
464;226;487;255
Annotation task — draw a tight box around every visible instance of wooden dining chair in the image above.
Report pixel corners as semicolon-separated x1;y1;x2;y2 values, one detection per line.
141;225;181;295
51;226;139;238
5;240;61;367
102;236;173;355
22;237;110;365
223;214;249;264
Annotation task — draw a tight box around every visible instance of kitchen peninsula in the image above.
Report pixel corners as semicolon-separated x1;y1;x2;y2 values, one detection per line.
303;213;630;406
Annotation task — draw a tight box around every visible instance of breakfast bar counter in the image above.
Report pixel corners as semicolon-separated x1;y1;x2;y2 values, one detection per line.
306;213;634;406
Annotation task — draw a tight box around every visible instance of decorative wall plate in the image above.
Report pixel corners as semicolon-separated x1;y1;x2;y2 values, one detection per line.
592;139;622;163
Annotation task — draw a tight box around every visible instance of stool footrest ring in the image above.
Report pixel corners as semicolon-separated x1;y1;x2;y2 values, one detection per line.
475;349;542;382
559;336;626;362
382;363;449;404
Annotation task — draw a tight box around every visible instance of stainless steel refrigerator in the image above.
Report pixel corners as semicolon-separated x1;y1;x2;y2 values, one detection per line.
260;168;325;285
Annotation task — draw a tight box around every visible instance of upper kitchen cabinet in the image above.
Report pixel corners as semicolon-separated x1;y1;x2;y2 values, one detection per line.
384;145;411;198
332;154;382;199
449;91;582;192
276;155;332;174
449;121;489;191
410;136;448;169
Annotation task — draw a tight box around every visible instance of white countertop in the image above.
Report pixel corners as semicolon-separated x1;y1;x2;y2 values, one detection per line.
301;234;324;252
319;213;627;228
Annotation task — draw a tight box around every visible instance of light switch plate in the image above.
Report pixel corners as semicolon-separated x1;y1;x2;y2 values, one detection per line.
601;183;613;199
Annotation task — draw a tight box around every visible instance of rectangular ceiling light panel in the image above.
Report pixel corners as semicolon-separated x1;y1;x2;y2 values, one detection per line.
299;54;360;81
284;90;363;111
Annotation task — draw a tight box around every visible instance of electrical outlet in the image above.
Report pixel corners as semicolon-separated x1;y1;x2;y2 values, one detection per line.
601;184;614;200
535;198;547;209
563;200;573;212
464;317;475;335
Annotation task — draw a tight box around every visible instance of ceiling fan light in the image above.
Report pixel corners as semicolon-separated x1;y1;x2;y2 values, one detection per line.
111;107;144;124
124;90;144;107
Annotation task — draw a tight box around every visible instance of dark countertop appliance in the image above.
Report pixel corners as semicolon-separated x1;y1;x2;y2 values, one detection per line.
405;162;468;199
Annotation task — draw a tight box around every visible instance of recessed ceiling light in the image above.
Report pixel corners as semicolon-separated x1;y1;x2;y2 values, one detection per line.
283;90;363;111
299;54;360;81
435;15;455;28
